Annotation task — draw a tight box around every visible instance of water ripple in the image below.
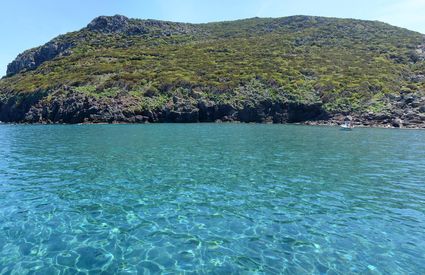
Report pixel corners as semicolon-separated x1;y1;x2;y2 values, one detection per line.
0;124;425;274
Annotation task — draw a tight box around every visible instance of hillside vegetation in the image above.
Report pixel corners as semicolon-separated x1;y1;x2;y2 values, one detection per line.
1;15;424;125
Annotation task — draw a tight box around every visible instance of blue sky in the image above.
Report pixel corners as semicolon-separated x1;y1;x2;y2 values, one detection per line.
1;0;425;76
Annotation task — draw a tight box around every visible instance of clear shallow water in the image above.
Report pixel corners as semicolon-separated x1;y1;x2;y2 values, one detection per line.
0;124;425;274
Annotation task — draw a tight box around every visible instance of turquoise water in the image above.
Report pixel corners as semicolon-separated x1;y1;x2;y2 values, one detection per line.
0;124;425;274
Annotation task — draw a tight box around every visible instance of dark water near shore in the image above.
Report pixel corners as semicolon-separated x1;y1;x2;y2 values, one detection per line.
0;124;425;274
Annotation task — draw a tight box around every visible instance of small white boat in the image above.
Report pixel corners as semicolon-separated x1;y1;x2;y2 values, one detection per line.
340;121;353;131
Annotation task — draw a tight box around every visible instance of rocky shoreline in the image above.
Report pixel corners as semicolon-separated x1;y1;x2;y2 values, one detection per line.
2;119;425;130
1;90;424;128
0;91;327;124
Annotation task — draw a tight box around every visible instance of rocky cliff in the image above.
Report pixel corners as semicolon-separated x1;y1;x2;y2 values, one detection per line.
6;38;75;77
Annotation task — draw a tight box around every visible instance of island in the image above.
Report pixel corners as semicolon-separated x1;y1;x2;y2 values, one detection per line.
0;15;424;127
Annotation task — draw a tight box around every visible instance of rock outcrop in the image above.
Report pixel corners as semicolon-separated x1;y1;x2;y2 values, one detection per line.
305;92;425;128
85;15;197;36
6;39;75;76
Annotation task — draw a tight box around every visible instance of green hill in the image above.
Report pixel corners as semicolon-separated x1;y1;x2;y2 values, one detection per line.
1;15;424;126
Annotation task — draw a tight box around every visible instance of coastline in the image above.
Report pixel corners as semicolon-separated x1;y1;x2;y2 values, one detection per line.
1;91;424;128
1;119;425;129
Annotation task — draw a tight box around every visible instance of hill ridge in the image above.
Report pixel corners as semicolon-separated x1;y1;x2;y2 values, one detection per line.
6;15;424;77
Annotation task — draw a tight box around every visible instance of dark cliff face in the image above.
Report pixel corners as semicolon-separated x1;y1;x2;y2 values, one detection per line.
2;88;423;127
0;90;328;124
